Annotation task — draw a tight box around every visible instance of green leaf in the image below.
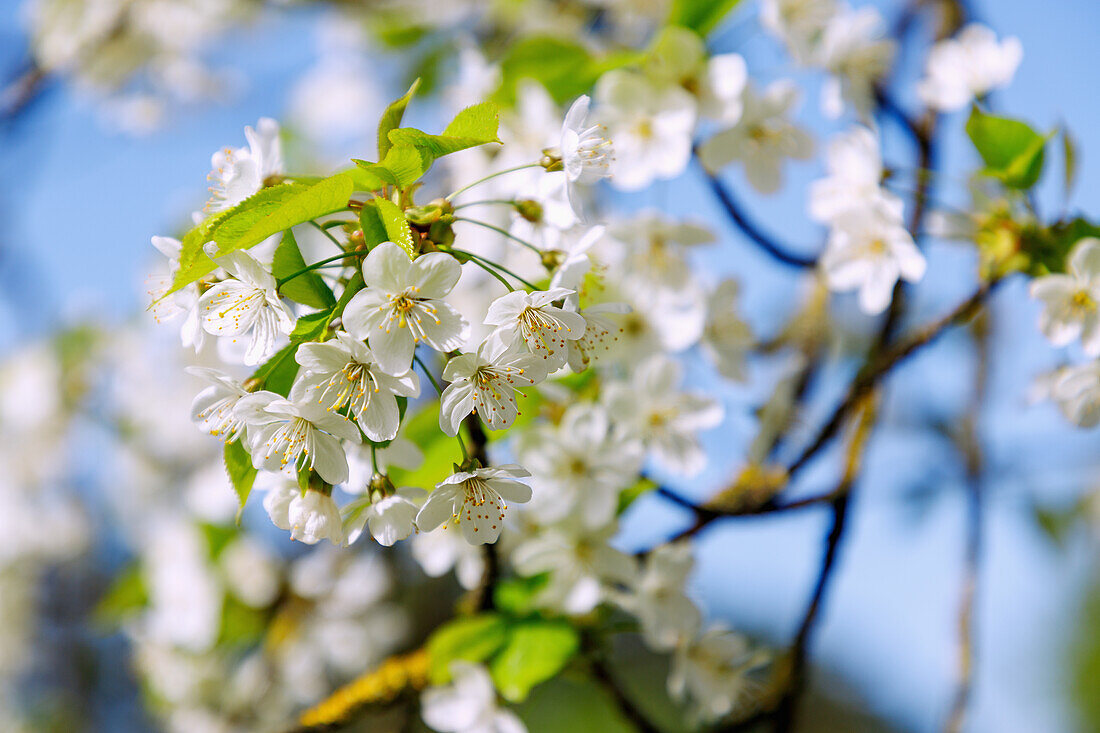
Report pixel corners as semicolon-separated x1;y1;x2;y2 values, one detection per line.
617;476;659;514
218;172;356;254
290;309;334;340
1072;581;1100;732
378;79;421;159
965;107;1049;189
490;620;580;702
273;230;336;309
1063;127;1079;201
497;37;596;105
375;197;417;258
643;26;706;85
387;102;501;162
668;0;743;35
248;343;300;397
359;201;390;248
93;564;148;628
168;185;306;296
218;595;267;647
427;614;509;684
224;440;257;522
513;673;636;733
494;574;551;617
199;522;237;559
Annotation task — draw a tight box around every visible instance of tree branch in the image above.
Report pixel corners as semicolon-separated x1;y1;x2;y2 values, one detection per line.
694;153;818;269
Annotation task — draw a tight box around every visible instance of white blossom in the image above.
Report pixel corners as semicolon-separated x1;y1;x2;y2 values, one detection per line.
148;235;206;350
809;125;899;224
416;464;532;545
343;487;426;547
287;489;345;545
698;80;813;194
293;331;420;442
511;520;637;615
342;242;468;375
917;23;1023;112
421;662;527;733
564;302;629;373
197;248;293;366
205;117;283;213
595;69;697;191
412;527;486;590
604;355;724;476
484;287;586;369
668;627;769;722
701;279;754;382
816;4;895;118
186;367;249;442
820;204;926;315
1029;238;1100;355
238;392;361;485
619;543;701;651
515;403;642;528
439;339;549;436
560;95;614;221
760;0;838;63
1048;362;1100;428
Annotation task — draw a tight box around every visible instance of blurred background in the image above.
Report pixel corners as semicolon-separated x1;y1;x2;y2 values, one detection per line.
1;0;1099;731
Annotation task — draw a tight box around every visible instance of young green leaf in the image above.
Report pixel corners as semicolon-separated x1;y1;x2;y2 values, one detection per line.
290;309;335;340
375;197;418;258
248;342;300;397
668;0;744;35
965;107;1049;189
359;201;389;248
490;620;580;702
92;563;148;629
378;79;421;159
1063;127;1079;202
224;440;258;523
427;613;509;684
273;229;337;309
497;37;596;105
387;102;501;161
218;172;356;254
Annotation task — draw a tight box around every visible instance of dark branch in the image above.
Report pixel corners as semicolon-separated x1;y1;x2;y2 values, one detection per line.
694;154;818;269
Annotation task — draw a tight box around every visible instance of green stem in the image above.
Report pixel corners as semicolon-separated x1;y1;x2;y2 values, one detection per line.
413;354;469;460
451;249;539;290
454;217;543;255
445;163;541;202
276;251;366;289
310;220;347;250
452;199;517;210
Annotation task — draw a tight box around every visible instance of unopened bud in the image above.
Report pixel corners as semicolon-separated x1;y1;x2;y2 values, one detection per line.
515;199;543;223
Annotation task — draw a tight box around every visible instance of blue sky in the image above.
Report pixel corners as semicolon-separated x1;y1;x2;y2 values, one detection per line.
3;1;1100;730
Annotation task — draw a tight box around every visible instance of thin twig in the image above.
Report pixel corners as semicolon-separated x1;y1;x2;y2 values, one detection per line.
944;313;989;733
770;398;878;731
693;153;818;269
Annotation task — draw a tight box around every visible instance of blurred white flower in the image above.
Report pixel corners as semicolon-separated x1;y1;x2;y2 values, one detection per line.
604;355;724;476
515;403;642;528
917;23;1023;112
421;662;527;733
1029;238;1100;355
809;125;899;224
699;80;813;194
701;279;754;382
220;538;281;608
595;70;696;191
760;0;838;63
1048;362;1100;428
668;627;768;722
816;4;895;118
618;543;701;651
512;519;636;615
820;203;925;315
412;527;486;589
